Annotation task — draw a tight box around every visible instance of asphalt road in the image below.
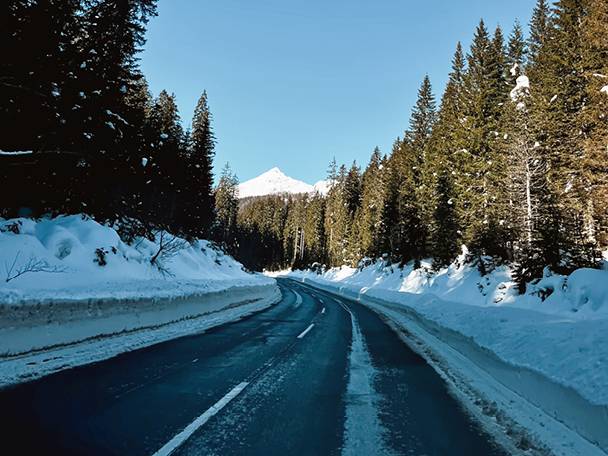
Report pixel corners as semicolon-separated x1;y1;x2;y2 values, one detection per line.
0;278;506;455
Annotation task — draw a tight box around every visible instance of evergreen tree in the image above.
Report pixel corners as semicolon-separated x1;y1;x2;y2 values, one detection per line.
391;139;425;267
324;164;352;266
580;0;608;249
359;148;385;258
409;76;438;249
213;164;240;253
530;0;598;271
181;90;216;237
528;0;551;65
459;20;510;261
431;170;460;269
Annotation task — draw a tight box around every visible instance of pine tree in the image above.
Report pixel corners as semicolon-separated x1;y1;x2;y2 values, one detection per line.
530;0;599;271
528;0;551;66
459;21;496;252
506;21;527;85
425;45;467;266
145;90;184;227
431;170;460;269
181;90;216;237
390;140;424;267
580;0;608;249
324;164;353;266
214;164;240;254
359;148;385;258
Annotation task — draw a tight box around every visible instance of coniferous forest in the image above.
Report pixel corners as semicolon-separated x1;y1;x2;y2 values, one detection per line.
2;0;215;241
3;0;608;293
224;0;608;292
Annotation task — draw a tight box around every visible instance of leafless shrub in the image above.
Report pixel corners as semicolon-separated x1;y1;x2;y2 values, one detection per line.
150;231;187;277
4;251;67;283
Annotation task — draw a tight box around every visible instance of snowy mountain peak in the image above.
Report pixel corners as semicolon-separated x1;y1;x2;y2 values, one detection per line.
238;168;329;199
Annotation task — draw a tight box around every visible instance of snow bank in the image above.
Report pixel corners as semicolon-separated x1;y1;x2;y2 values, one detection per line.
0;215;279;373
285;252;608;453
0;215;272;304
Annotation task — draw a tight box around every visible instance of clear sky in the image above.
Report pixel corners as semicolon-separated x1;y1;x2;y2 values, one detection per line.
140;0;534;184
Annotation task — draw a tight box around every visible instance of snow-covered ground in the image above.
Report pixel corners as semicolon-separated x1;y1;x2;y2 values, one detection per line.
284;249;608;454
0;215;279;383
0;215;272;304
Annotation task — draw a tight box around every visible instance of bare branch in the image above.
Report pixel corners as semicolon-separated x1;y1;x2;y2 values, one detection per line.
150;231;187;273
4;252;67;283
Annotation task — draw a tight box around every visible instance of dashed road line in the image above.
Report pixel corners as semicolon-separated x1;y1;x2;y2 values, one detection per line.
297;323;315;339
152;382;249;456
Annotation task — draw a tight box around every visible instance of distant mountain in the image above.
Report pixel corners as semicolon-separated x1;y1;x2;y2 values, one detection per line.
312;180;331;195
238;167;330;199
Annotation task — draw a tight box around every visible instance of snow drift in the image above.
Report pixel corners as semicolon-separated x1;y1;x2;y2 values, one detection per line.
0;215;272;304
0;215;279;379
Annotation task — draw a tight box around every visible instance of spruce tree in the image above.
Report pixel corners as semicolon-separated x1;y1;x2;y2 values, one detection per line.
183;90;216;237
214;163;240;254
531;0;598;271
506;21;527;85
431;170;460;269
580;0;608;249
528;0;551;66
359;148;385;258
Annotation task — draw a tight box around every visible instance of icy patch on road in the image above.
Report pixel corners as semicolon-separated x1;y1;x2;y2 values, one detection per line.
341;301;392;456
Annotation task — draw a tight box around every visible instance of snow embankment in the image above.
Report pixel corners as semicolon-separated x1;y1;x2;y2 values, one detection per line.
286;251;608;454
0;216;280;383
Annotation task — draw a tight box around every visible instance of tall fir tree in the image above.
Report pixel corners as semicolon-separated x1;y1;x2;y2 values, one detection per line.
531;0;599;271
181;90;216;237
528;0;551;66
431;170;460;270
358;148;385;258
507;21;527;86
580;0;608;249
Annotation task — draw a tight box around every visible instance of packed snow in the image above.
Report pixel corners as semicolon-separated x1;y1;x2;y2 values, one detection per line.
238;167;329;198
0;215;272;304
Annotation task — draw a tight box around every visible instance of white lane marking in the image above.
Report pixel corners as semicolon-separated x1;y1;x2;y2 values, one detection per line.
293;290;303;308
337;299;390;456
152;382;249;456
321;307;326;314
319;298;324;304
297;323;315;339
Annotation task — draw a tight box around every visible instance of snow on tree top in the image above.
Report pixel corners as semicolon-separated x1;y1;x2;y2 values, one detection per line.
238;167;329;199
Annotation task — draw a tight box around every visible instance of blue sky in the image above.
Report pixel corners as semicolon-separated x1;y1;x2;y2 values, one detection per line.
140;0;534;183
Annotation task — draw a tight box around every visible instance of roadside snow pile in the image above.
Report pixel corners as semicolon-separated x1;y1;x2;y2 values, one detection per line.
0;215;280;379
287;253;608;453
287;249;608;407
0;215;272;304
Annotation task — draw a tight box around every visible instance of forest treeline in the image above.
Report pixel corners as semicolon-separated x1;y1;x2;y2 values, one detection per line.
2;1;607;291
2;0;216;240
222;0;608;290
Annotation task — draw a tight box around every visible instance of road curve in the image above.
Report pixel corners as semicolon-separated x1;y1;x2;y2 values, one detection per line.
0;278;505;455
